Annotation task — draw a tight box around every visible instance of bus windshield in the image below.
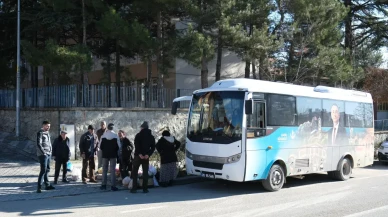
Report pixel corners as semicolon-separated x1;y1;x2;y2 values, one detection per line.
188;91;245;144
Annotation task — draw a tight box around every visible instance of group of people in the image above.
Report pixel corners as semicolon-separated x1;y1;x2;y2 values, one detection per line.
36;120;181;194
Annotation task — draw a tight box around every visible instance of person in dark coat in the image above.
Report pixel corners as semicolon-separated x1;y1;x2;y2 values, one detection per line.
156;130;181;187
131;121;155;194
118;130;134;179
79;125;99;184
52;131;71;184
100;123;121;191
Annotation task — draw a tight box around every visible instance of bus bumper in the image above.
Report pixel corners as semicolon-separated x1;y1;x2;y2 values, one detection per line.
185;154;246;182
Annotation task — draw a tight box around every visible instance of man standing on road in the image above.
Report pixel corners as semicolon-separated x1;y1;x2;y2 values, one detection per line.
79;125;99;184
100;123;121;191
96;121;107;169
52;130;71;184
36;120;55;193
131;121;155;194
119;130;134;179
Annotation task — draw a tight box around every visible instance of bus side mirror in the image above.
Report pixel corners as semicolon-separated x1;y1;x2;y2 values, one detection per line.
245;100;253;114
171;101;178;115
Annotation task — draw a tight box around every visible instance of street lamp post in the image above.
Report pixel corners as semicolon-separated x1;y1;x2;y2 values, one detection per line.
16;0;21;137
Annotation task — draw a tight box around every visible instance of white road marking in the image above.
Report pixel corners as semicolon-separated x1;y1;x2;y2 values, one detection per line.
342;205;388;217
120;206;165;213
213;191;351;217
288;173;388;190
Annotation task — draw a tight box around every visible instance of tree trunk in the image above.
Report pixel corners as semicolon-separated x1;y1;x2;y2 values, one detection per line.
201;55;209;88
287;41;294;82
245;61;251;78
81;0;89;106
252;59;256;79
116;40;121;107
156;10;164;107
146;57;152;107
107;53;111;107
215;30;222;81
344;0;353;59
257;56;263;80
244;23;254;79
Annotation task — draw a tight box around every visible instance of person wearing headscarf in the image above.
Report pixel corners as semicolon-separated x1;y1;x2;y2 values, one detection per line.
156;130;181;187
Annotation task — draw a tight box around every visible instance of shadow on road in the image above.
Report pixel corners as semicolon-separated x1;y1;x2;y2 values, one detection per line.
0;161;387;216
0;172;348;216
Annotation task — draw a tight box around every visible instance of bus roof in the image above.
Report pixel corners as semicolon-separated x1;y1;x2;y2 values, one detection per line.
194;78;373;103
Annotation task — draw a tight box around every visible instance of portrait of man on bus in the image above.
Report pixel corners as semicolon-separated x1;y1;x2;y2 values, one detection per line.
327;104;348;146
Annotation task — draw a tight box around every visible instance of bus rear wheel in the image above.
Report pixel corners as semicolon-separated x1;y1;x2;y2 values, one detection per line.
262;164;285;192
329;158;352;181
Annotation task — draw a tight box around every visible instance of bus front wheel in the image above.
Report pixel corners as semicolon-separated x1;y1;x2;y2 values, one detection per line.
262;164;285;192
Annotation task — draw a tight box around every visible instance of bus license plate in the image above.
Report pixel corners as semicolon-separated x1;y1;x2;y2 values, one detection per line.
201;172;215;179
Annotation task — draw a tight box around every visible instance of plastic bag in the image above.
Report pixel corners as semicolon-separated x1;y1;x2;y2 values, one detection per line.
149;165;157;176
67;161;73;172
72;167;81;181
128;179;133;190
122;176;131;186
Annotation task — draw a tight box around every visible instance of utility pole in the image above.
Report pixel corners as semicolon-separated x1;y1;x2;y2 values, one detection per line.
16;0;21;137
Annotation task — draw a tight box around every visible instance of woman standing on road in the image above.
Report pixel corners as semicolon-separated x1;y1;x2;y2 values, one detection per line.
156;130;181;187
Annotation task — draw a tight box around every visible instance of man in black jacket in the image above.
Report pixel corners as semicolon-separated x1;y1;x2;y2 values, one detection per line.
131;121;155;193
119;130;134;179
79;125;99;184
53;131;71;184
100;123;121;191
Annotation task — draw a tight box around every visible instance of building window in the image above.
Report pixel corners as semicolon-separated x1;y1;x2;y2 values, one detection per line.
378;102;388;111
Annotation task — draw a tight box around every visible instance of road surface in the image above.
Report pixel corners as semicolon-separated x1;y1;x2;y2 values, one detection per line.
0;162;387;217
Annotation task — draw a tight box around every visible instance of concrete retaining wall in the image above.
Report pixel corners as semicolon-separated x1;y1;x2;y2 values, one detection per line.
0;108;188;160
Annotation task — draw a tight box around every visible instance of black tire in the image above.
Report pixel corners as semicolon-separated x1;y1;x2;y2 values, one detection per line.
327;171;335;179
262;164;285;192
331;158;352;181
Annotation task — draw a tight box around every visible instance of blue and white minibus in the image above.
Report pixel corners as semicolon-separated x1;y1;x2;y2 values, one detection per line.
171;78;374;191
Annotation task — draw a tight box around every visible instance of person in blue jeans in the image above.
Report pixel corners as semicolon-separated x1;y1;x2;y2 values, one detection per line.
36;120;55;193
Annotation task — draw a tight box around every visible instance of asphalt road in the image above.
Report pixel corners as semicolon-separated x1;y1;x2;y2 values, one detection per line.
1;162;388;217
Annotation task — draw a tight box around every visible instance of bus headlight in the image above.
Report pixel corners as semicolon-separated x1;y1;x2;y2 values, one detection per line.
225;153;241;164
186;150;193;160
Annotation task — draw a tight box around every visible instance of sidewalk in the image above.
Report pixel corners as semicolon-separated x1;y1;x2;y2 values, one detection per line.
0;143;204;203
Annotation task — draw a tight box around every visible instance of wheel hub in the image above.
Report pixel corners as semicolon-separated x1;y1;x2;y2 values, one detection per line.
272;170;282;185
343;162;350;176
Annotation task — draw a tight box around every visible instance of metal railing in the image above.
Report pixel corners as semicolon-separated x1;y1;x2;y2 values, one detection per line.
0;84;195;109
